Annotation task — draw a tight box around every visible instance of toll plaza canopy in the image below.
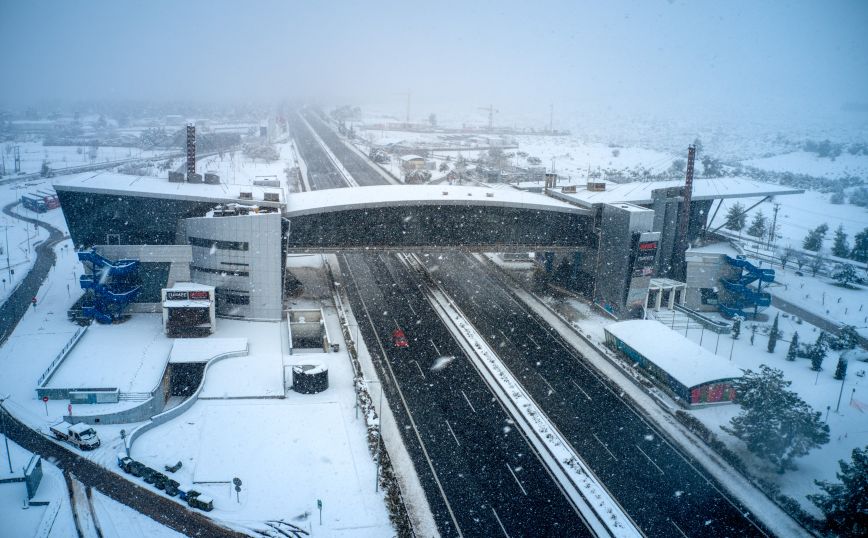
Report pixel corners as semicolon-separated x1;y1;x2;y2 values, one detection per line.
604;319;743;405
284;185;595;252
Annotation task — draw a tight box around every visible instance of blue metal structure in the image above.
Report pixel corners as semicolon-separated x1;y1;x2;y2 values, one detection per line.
77;250;141;324
718;255;774;319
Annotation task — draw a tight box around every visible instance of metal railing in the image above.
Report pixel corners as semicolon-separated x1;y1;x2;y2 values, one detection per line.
36;325;88;387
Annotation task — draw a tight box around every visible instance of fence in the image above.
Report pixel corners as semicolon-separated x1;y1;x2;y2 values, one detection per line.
36;325;88;387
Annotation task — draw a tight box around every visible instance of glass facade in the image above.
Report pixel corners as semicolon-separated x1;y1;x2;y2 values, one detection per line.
56;190;218;247
286;205;593;250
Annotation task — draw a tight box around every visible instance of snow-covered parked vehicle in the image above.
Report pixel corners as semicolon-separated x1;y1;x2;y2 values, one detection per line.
49;421;101;450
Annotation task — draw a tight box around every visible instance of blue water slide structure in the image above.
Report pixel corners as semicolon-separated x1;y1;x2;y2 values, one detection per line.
77;250;141;324
718;255;774;319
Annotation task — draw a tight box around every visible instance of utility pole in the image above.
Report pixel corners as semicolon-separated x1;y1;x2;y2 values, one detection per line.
549;104;553;133
767;202;781;249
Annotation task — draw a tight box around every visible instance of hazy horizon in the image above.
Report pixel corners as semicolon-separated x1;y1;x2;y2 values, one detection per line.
2;0;868;130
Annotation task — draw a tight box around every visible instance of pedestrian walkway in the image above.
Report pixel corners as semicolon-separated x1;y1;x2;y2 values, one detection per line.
0;202;66;346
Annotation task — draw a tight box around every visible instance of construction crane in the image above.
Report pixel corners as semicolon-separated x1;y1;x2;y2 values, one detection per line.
478;105;498;131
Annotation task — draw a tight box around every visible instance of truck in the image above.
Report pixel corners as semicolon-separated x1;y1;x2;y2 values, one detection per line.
49;421;101;450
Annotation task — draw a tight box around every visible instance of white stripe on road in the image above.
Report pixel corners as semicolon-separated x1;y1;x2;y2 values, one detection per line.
445;420;461;446
430;339;441;355
412;360;426;379
535;370;556;394
670;519;689;537
506;464;527;496
527;334;541;349
592;433;618;461
570;379;593;401
636;444;665;475
460;390;477;413
491;508;511;538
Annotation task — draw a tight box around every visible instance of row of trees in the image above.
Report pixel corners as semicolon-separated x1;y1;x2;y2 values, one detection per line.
724;202;868;265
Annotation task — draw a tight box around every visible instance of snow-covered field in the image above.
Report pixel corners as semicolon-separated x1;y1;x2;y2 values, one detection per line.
709;188;867;250
2;141;165;175
743;151;868;179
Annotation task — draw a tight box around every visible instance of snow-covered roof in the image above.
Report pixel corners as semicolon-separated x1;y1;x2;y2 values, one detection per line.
687;241;741;257
400;154;425;161
541;177;803;209
169;338;249;364
53;172;284;208
166;282;214;292
605;320;743;388
284;184;591;217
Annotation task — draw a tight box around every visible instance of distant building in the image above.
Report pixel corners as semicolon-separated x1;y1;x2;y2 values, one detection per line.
400;154;426;171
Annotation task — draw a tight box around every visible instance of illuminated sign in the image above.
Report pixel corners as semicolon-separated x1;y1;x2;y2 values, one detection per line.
166;291;188;301
189;291;210;300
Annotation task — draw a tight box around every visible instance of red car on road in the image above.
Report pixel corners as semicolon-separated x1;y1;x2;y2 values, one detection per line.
392;329;409;348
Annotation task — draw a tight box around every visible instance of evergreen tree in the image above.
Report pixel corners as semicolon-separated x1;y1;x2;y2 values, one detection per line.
833;263;858;287
832;224;850;258
803;223;830;252
809;446;868;537
834;356;848;380
723;366;829;473
851;228;868;263
767;314;780;353
831;325;860;351
747;211;767;238
786;332;799;361
810;332;828;371
724;203;747;234
731;317;741;339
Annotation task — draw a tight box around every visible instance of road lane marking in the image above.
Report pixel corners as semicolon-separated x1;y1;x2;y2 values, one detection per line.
527;334;541;349
445;420;461;446
412;360;426;379
636;444;665;475
343;255;464;537
569;379;593;400
430;339;441;355
592;433;618;461
498;328;514;345
670;519;689;537
406;299;417;316
506;464;527;496
534;370;556;394
491;508;511;538
460;390;477;413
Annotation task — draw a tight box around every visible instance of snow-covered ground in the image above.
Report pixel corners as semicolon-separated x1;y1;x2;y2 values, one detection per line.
2;141;165;175
1;439;78;538
742;151;868;180
196;141;297;188
709;188;867;251
131;306;393;536
46;314;171;393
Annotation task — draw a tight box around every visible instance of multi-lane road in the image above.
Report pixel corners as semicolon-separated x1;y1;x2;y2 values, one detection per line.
290;108;775;537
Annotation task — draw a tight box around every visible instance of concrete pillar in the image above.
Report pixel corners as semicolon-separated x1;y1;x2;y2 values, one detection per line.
655;289;663;310
668;287;676;309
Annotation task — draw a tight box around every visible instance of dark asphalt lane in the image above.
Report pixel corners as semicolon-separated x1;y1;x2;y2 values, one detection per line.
426;252;771;538
301;111;392;187
340;252;593;538
288;112;349;190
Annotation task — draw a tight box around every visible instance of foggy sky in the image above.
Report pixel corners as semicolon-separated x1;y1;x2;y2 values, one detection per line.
2;0;867;123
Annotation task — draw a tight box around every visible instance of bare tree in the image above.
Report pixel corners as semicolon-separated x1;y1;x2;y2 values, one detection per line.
778;246;796;269
809;251;827;277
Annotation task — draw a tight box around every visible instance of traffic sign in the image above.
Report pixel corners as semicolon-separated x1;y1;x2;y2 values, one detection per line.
42;396;49;403
235;485;241;492
233;477;242;487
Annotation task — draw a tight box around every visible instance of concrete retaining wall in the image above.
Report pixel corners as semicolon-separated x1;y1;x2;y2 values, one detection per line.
125;347;249;453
